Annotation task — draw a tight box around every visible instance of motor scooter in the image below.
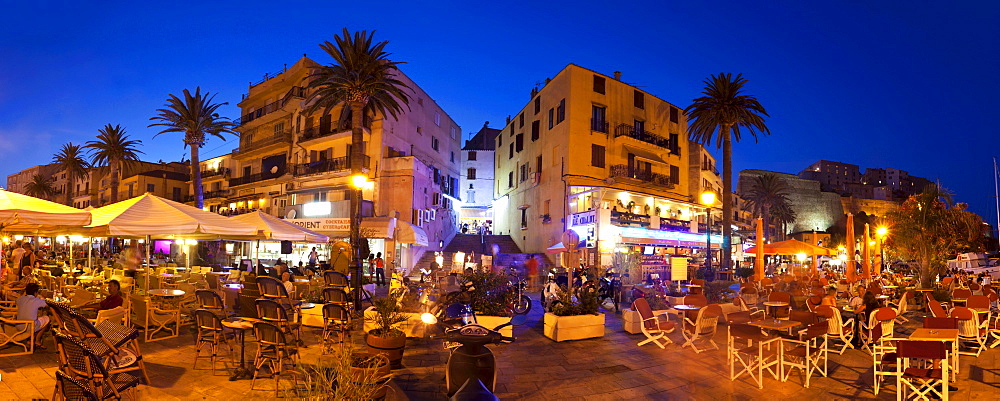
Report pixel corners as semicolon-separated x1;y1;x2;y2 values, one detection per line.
421;312;527;400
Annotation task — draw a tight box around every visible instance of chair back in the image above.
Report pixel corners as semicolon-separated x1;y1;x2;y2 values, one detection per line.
255;299;291;324
729;323;768;341
951;306;980;337
55;370;100;401
739;287;759;305
322;303;350;324
194;309;224;333
872;307;896;338
205;275;220;290
691;279;705;286
923;317;956;330
806;296;822;311
683;294;708;307
953;288;972;299
95;307;125;326
802;320;830;341
53;332;108;381
967;295;990;309
941;276;954;288
46;301;86;338
813;304;834;319
789;310;818;327
256;276;289;299
726;311;752;325
129;294;149;326
928;299;948;318
769;291;791;303
323;271;349;287
633;298;654;321
253;321;290;348
898;340;946;360
195;290;225;310
323;288;350;304
693;304;723;334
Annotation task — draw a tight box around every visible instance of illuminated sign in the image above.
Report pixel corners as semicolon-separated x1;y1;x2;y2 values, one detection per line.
570;211;596;226
288;218;350;232
302;201;332;217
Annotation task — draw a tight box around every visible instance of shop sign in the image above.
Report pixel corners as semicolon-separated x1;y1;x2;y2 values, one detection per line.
288;218;350;232
611;210;649;227
570;210;596;227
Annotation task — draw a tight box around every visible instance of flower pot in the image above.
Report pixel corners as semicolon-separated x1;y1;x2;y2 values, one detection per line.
543;312;605;342
349;352;391;400
363;309;423;337
365;331;406;369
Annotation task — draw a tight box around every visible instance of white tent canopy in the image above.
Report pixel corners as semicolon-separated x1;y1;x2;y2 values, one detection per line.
0;188;92;231
84;193;258;238
231;211;329;242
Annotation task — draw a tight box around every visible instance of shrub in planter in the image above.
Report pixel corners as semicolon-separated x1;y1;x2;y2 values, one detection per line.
550;285;600;317
704;280;737;304
287;347;391;400
459;269;514;317
545;286;605;341
364;292;409;369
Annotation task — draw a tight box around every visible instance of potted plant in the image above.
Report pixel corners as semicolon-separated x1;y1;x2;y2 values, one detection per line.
544;286;605;341
458;269;515;336
288;346;392;400
364;292;409;369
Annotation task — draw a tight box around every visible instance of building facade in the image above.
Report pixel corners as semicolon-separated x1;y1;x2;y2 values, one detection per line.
491;65;722;281
458;123;499;233
6;164;63;201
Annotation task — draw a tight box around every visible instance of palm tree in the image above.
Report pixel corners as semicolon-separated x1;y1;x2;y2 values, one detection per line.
24;174;56;199
51;143;91;206
85;124;143;204
307;28;412;309
149;87;236;209
686;73;770;272
742;173;794;239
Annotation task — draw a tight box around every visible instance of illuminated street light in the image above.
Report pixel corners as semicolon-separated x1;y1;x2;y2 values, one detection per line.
352;174;369;189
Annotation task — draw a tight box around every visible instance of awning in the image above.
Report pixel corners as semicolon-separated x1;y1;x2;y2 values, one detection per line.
360;217;396;239
623;145;666;164
547;242;567;253
396;220;428;246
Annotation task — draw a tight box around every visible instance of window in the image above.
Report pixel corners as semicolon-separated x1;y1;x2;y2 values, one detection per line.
670;165;680;185
146;183;155;193
544;199;551;215
556;99;565;123
633;90;644;109
172;187;181;201
273;121;285;136
591;144;606;168
518;113;524;128
533;96;541;114
519;164;529;182
531;121;540;141
508;171;514;188
496;133;502;147
670;107;679;123
319;115;331;136
434;112;441;126
593;75;606;94
634;119;645;134
450;152;455;162
548;108;554;129
515;134;524;152
520;209;528;229
591;105;607;132
536;155;542;174
433;193;440;205
468;151;477;161
431;136;439;151
467;168;477;180
509;143;514;159
669;133;680;155
450;126;457;139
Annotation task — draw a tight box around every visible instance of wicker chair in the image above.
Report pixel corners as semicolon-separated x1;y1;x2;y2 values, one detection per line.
323;287;350;306
256;299;302;346
48;301;150;385
251;321;300;396
195;290;229;319
323;271;349;288
321;303;351;351
193;309;234;375
54;370;100;401
53;332;140;400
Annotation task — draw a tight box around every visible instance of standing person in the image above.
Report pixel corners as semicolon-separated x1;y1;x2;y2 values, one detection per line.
308;247;319;265
18;243;36;280
525;254;539;292
16;283;50;350
367;254;375;282
10;240;24;271
374;252;385;286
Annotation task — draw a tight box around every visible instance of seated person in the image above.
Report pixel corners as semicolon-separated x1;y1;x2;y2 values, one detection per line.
50;263;65;277
821;287;838;307
848;285;866;313
80;280;124;312
16;283;50;349
18;265;37;286
280;272;295;296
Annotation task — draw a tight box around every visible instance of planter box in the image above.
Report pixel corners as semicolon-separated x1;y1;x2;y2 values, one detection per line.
476;315;512;337
544;312;605;342
363;310;427;338
622;308;672;334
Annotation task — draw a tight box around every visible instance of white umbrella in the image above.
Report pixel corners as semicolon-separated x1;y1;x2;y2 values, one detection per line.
0;188;92;273
230;211;330;271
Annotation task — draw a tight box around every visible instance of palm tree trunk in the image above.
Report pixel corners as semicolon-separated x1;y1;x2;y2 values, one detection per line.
721;125;733;272
349;101;365;310
110;161;120;204
65;169;74;206
762;205;771;241
191;143;204;209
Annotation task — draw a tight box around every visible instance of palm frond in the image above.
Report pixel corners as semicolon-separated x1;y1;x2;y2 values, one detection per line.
149;87;236;146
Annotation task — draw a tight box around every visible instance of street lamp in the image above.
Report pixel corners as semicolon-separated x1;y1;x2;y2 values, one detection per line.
699;191;716;275
350;173;369;311
875;226;888;272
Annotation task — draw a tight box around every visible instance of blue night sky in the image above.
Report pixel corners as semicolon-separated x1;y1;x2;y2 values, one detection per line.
2;1;998;220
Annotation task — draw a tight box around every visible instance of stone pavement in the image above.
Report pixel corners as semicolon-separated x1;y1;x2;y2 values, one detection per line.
2;295;999;400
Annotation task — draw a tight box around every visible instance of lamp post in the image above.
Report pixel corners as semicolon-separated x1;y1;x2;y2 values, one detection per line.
350;174;369;311
876;226;888;274
699;191;716;277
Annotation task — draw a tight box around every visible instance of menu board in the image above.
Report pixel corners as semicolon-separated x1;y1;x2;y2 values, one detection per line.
671;257;688;281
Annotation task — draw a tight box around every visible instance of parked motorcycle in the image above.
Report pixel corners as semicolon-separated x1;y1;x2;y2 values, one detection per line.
421;312;527;400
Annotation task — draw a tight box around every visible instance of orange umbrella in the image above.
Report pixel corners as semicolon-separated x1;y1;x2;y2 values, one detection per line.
846;213;856;282
755;218;765;281
744;239;832;256
811;231;820;275
863;223;871;279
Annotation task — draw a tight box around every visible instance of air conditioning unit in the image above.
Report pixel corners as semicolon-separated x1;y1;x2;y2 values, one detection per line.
427;208;436;221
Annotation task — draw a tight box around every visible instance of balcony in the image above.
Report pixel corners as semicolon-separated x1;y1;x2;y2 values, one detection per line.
185;189;231;202
591;119;609;133
292;155;370;177
236;86;306;126
702;163;719;176
229;168;285;186
659;217;691;231
614;123;673;149
233;132;292;157
609;164;674;188
199;168;230;180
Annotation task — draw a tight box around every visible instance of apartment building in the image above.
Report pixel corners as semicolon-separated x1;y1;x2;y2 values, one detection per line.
492;64;723;279
6;164;63;201
214;56;459;271
458;123;499;231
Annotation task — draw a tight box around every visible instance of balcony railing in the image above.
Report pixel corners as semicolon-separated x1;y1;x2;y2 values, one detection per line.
185;189;231;202
615;123;671;148
292;155;370;177
300;124;358;141
200;168;230;179
236;86;306;126
609;164;674;187
234;132;291;156
702;164;719;176
591;119;609;133
229;167;285;186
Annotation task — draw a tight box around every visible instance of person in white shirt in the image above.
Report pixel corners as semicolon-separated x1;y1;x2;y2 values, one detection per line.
16;283;50;349
280;272;295;297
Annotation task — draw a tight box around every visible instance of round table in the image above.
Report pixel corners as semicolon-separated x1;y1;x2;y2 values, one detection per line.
148;289;186;297
763;301;789;318
221;317;261;381
158;274;182;279
673;304;702;311
222;283;243;290
207;272;230;276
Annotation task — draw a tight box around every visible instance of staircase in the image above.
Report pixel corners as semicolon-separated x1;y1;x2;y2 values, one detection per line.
413;234;523;272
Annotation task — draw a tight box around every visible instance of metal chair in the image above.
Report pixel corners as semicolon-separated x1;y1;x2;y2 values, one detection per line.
632;298;675;349
251;321;300;396
897;340;949;401
321;303;351;351
727;323;780;389
193;309;234;375
681;304;722;353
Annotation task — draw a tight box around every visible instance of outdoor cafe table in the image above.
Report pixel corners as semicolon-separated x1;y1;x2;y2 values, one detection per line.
148;288;186;308
221;317;261;381
749;318;800;332
763;301;789;318
909;328;960;377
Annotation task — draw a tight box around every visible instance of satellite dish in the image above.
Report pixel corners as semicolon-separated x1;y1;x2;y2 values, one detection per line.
285;209;297;219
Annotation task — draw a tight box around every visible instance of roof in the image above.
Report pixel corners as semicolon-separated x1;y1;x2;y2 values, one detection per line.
462;123;500;150
136;170;190;182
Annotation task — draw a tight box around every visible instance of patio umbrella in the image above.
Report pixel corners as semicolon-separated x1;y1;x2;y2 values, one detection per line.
863;223;871;279
755;218;765;281
85;193;260;291
546;242;568;253
0;188;92;272
811;231;820;275
230;211;329;272
846;213;856;282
